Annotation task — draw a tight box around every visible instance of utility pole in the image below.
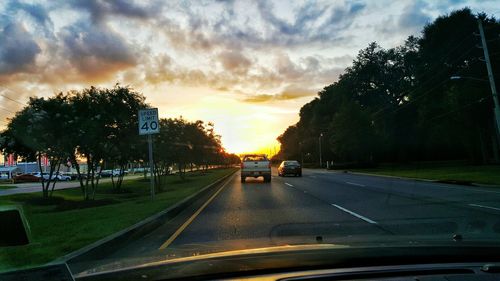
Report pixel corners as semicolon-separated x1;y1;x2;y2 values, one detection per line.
319;133;323;168
478;18;500;161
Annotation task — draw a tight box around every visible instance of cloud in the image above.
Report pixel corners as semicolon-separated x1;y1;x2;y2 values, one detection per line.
0;22;41;75
7;1;54;35
57;20;137;81
253;1;366;46
398;1;431;32
244;86;317;103
71;0;158;23
376;1;431;37
217;50;252;74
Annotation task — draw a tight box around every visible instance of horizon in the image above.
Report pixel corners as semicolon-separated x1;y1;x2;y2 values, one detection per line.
1;0;499;155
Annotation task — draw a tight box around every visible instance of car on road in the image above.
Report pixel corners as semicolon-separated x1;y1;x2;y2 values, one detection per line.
56;173;71;181
13;174;41;183
240;154;271;183
112;169;128;176
278;160;302;177
99;170;113;177
32;172;54;180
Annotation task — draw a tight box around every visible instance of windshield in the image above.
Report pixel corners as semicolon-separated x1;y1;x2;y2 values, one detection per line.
243;155;267;162
1;0;500;277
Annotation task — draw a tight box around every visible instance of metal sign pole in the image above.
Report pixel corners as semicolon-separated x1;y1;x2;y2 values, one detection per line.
148;134;155;200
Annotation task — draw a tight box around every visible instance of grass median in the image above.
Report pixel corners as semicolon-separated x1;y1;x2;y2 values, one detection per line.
349;164;500;186
0;168;236;272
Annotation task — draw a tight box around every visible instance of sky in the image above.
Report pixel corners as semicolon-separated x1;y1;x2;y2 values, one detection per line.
0;0;499;155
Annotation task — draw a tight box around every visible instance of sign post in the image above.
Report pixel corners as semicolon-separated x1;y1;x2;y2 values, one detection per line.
138;108;160;200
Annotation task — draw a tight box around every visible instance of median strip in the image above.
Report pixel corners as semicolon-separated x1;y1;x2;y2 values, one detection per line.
331;204;377;224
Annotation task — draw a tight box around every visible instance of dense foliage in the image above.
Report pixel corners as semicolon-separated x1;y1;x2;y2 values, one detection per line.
277;9;500;165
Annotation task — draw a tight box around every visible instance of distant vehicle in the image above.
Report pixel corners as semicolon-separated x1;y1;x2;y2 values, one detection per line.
56;173;71;181
61;172;79;180
240;154;271;183
13;174;41;183
278;160;302;177
33;172;55;180
99;170;113;177
112;169;128;176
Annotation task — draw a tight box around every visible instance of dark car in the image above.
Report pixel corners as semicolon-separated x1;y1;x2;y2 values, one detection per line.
278;160;302;177
13;174;41;183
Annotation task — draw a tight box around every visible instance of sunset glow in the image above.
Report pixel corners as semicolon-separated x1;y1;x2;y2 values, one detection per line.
0;1;498;155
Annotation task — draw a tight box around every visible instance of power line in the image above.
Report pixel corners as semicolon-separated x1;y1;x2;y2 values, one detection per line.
0;86;26;106
371;42;480;122
0;106;15;114
427;97;487;122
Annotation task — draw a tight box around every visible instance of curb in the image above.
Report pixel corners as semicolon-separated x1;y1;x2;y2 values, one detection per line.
56;169;237;266
339;170;436;183
333;170;500;189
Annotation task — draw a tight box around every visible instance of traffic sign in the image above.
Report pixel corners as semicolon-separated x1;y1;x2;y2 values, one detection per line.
138;108;160;135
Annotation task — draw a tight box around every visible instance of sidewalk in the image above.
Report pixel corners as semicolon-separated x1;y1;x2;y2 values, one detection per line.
0;175;143;197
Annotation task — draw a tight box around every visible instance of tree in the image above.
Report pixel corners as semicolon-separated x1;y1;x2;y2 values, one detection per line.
277;8;500;165
2;94;73;198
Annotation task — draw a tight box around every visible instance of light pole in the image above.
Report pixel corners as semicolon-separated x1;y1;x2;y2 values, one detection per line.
319;133;323;168
299;141;303;165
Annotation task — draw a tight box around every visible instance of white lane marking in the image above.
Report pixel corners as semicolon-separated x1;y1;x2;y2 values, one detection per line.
345;181;366;187
285;182;294;187
331;204;377;224
469;203;500;211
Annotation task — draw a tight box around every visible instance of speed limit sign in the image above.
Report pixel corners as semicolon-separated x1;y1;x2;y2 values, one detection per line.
138;108;160;135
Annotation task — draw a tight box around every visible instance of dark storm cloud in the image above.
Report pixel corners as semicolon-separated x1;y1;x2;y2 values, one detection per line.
0;23;41;75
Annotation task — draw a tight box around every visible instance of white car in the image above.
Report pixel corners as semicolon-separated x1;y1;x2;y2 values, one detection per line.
56;174;71;181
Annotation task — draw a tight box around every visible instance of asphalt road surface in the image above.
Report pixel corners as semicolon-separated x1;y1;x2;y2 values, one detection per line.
82;167;500;271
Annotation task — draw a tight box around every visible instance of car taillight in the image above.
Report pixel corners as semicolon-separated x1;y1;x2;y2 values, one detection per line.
240;162;244;169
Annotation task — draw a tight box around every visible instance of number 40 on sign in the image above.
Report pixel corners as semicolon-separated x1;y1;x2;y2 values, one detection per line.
138;108;160;135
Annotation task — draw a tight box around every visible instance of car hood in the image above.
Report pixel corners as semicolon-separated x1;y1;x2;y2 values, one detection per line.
72;234;500;280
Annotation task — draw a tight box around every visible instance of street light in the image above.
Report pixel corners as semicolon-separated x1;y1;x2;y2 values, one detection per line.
450;76;488;82
319;133;323;168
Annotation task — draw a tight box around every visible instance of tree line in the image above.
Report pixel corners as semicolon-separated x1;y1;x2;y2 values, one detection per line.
277;9;500;166
0;85;240;200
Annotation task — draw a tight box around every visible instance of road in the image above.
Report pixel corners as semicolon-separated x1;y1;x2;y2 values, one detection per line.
0;175;143;196
81;167;500;271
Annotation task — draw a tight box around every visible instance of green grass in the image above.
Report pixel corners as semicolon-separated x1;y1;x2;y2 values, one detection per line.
349;164;500;186
0;185;16;190
0;168;236;272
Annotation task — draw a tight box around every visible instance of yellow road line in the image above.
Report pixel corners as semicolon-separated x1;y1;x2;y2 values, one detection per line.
158;174;234;250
